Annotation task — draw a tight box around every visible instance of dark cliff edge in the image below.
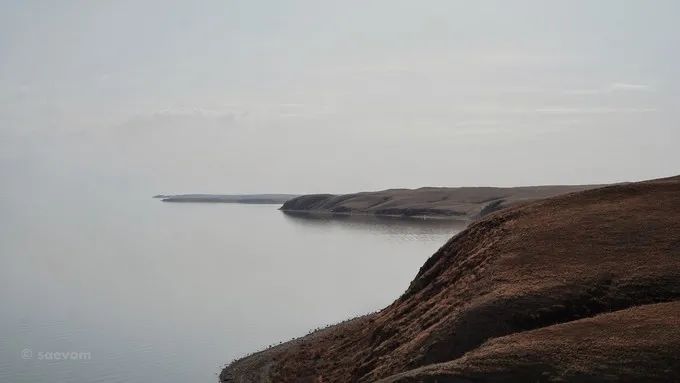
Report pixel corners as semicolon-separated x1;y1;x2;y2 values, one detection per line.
279;185;601;220
221;175;680;382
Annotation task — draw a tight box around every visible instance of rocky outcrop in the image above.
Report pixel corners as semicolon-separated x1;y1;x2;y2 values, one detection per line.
222;176;680;382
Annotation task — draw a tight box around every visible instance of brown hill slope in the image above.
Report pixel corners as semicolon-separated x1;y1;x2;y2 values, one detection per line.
279;185;601;219
381;301;680;383
221;176;680;382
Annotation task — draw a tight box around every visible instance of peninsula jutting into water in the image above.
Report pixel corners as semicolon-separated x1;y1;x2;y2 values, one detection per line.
221;175;680;382
155;194;299;204
280;184;601;220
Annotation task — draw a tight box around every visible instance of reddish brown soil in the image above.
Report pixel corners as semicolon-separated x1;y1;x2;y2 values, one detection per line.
220;176;680;382
381;301;680;382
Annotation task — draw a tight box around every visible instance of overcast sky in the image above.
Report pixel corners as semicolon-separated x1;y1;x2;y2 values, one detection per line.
1;0;678;196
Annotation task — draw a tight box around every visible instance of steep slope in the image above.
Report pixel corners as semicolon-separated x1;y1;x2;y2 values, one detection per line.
280;185;601;219
380;301;680;382
221;176;680;382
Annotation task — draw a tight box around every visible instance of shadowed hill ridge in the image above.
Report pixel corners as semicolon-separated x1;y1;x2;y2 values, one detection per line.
379;301;680;383
221;175;680;382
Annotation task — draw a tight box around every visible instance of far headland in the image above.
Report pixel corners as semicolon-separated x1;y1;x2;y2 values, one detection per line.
155;184;607;220
153;194;299;204
280;184;604;220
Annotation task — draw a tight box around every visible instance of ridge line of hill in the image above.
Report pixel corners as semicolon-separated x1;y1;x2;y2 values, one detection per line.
280;184;603;220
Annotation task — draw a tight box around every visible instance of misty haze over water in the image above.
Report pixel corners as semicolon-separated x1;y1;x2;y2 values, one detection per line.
0;194;464;382
2;1;679;382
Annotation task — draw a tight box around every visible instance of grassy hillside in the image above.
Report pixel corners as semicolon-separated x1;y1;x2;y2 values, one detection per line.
222;176;680;382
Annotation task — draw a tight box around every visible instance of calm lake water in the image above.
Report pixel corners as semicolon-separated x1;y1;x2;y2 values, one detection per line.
0;195;465;382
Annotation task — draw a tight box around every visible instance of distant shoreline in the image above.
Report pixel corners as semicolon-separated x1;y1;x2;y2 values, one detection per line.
154;185;606;220
154;194;299;204
281;208;470;221
279;184;603;220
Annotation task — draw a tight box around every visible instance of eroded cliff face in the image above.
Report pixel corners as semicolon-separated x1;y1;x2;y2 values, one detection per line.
222;176;680;383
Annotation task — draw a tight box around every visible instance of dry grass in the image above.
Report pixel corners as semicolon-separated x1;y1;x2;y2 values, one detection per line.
221;175;680;383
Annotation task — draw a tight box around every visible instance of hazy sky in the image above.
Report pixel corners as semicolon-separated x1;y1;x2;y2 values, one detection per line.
1;0;678;196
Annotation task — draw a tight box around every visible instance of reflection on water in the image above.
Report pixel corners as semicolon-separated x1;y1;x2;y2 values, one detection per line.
1;199;467;383
282;211;468;240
